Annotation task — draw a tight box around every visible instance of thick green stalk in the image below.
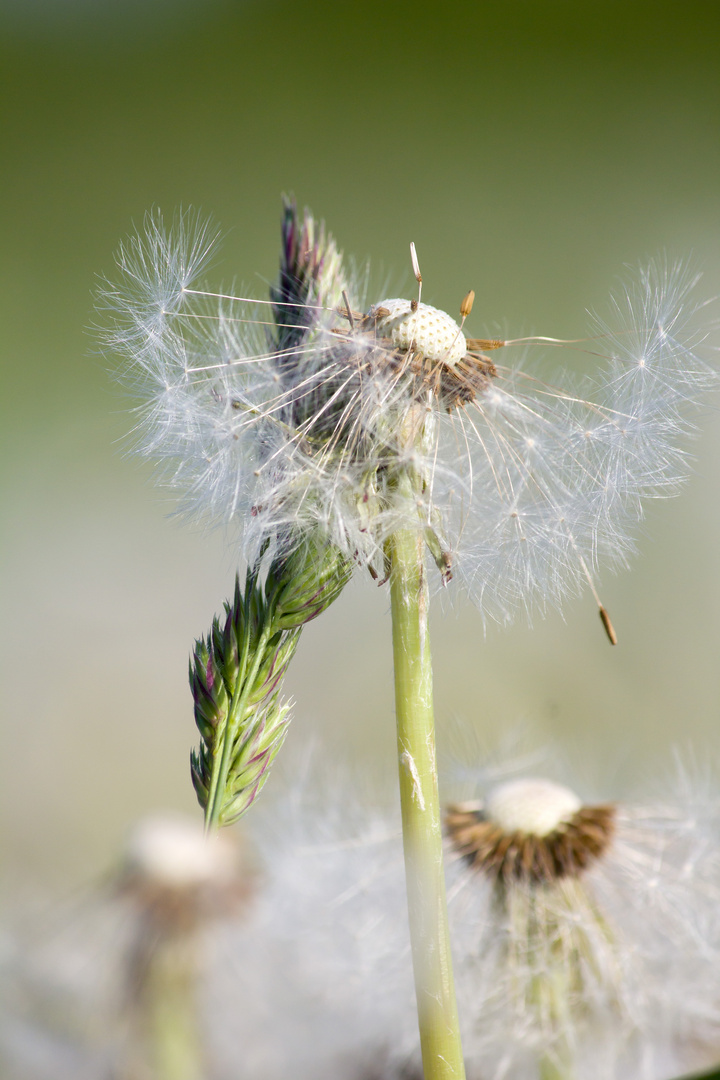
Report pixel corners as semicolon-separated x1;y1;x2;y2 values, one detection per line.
387;520;466;1080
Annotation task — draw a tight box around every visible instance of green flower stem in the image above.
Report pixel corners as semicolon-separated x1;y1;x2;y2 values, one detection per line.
204;621;273;831
536;964;576;1080
387;510;466;1080
140;935;203;1080
539;1057;572;1080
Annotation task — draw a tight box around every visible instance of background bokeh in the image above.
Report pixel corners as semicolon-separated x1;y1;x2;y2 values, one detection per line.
2;0;720;895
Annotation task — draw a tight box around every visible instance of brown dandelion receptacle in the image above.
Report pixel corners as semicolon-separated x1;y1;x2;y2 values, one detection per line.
445;789;616;885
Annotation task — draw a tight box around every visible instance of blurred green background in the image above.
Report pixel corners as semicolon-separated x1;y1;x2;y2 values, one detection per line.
2;0;720;893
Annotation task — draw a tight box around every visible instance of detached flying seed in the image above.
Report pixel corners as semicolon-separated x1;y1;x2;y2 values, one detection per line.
410;241;422;284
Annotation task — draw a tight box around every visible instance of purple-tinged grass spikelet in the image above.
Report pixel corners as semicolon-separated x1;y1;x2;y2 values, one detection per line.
191;539;351;828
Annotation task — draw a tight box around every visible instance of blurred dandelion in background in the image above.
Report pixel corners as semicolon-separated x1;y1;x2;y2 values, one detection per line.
0;785;411;1080
441;757;720;1080
0;816;256;1080
4;753;720;1080
258;751;720;1080
254;751;720;1080
244;769;414;1080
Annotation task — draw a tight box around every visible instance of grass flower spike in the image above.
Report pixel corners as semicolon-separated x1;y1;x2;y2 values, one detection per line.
191;539;350;828
105;207;355;832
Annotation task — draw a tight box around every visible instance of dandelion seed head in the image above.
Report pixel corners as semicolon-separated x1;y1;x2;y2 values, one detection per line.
124;814;238;889
442;754;720;1080
446;785;615;885
0;814;257;1080
100;203;717;629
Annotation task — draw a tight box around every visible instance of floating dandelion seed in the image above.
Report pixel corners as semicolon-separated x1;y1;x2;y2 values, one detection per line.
442;768;720;1080
100;202;717;633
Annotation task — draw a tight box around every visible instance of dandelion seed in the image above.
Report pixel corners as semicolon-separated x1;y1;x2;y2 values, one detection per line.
442;763;720;1080
99;203;717;630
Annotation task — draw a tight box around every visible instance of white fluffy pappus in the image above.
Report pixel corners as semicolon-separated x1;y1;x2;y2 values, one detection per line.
219;753;720;1080
99;203;718;627
442;758;720;1080
233;772;416;1080
7;765;718;1080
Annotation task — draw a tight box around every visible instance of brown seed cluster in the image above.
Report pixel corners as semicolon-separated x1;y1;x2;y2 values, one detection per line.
445;800;616;884
393;345;497;411
439;350;497;407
